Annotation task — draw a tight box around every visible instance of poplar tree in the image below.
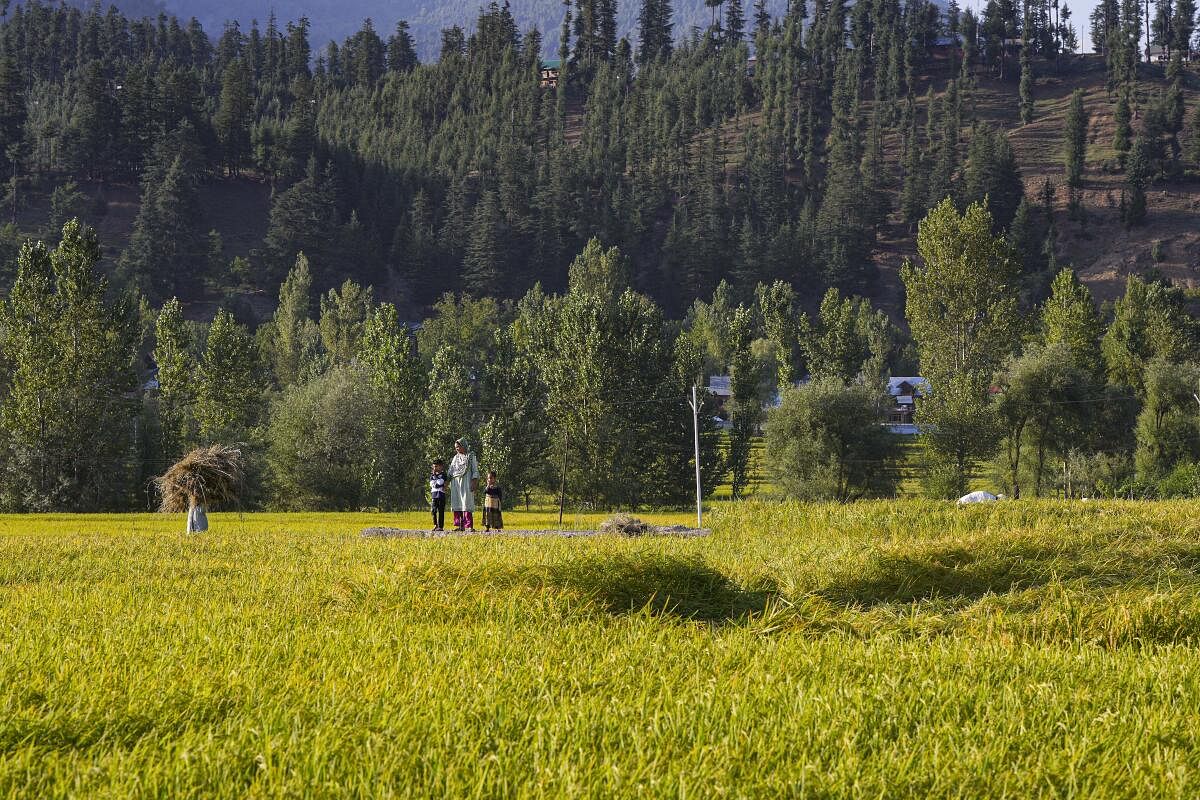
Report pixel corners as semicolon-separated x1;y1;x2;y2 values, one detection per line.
1040;267;1104;382
195;309;260;443
154;298;197;459
902;199;1022;495
0;222;139;511
263;253;322;387
359;303;426;507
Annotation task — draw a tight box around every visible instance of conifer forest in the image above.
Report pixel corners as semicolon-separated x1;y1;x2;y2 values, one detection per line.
0;0;1199;510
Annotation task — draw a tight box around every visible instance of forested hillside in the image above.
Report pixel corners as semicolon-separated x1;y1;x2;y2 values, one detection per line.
1;0;1196;323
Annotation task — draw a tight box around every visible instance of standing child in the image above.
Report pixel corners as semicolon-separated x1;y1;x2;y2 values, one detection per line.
483;471;503;532
429;459;448;532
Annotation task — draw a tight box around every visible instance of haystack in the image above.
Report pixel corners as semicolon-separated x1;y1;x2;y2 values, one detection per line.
155;445;244;513
599;514;650;537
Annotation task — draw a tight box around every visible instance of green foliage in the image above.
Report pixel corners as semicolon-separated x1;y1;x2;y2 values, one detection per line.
1133;359;1200;481
992;344;1093;498
154;298;198;460
358;302;427;507
195;309;261;443
903;199;1021;495
318;279;374;365
726;305;759;499
1040;268;1103;382
765;378;900;501
0;221;139;511
1101;275;1197;394
801;288;894;384
266;364;377;509
263;253;323;387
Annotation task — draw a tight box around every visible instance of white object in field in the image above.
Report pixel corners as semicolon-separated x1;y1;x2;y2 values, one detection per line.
957;491;999;505
187;504;209;533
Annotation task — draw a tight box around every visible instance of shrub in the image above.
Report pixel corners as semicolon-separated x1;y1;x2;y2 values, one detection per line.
765;378;901;502
265;364;378;510
1157;462;1200;499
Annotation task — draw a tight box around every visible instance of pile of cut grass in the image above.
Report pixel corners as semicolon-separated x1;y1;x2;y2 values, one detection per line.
2;500;1199;797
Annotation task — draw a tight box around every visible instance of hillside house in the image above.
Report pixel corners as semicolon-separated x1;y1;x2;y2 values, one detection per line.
540;59;561;88
887;376;930;434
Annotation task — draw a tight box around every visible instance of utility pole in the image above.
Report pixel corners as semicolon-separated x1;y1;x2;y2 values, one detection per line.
557;426;568;528
689;385;702;529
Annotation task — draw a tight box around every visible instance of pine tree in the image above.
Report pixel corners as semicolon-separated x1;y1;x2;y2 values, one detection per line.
1123;133;1151;226
214;59;252;175
1114;86;1133;163
725;0;747;43
1019;7;1035;124
1063;88;1087;188
1188;103;1200;167
462;190;507;298
387;20;418;72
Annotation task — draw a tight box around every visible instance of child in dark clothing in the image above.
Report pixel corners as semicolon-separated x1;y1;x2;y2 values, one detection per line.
429;459;448;531
483;471;503;531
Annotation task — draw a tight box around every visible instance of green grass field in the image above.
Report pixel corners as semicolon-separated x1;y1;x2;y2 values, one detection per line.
4;501;1200;797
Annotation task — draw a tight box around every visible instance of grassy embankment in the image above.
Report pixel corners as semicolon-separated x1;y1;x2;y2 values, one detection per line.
3;501;1200;797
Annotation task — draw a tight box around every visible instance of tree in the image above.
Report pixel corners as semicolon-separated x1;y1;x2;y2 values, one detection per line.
638;0;673;63
214;59;252;175
1123;133;1151;226
118;137;208;301
461;189;507;297
960;126;1025;230
765;378;901;501
1019;11;1035;124
800;288;892;383
0;221;139;511
387;20;419;72
359;303;426;508
1063;89;1087;188
902;199;1022;494
477;323;551;506
1040;268;1103;381
535;239;697;507
1101;274;1197;393
727;305;760;499
266;364;377;509
263;253;323;387
992;344;1091;498
422;344;475;465
195;310;260;444
154;298;197;460
1134;359;1200;480
318;279;373;365
755;280;800;388
1114;88;1132;162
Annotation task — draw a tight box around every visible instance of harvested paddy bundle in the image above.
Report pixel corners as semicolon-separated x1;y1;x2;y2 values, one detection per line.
599;514;651;537
155;445;244;532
